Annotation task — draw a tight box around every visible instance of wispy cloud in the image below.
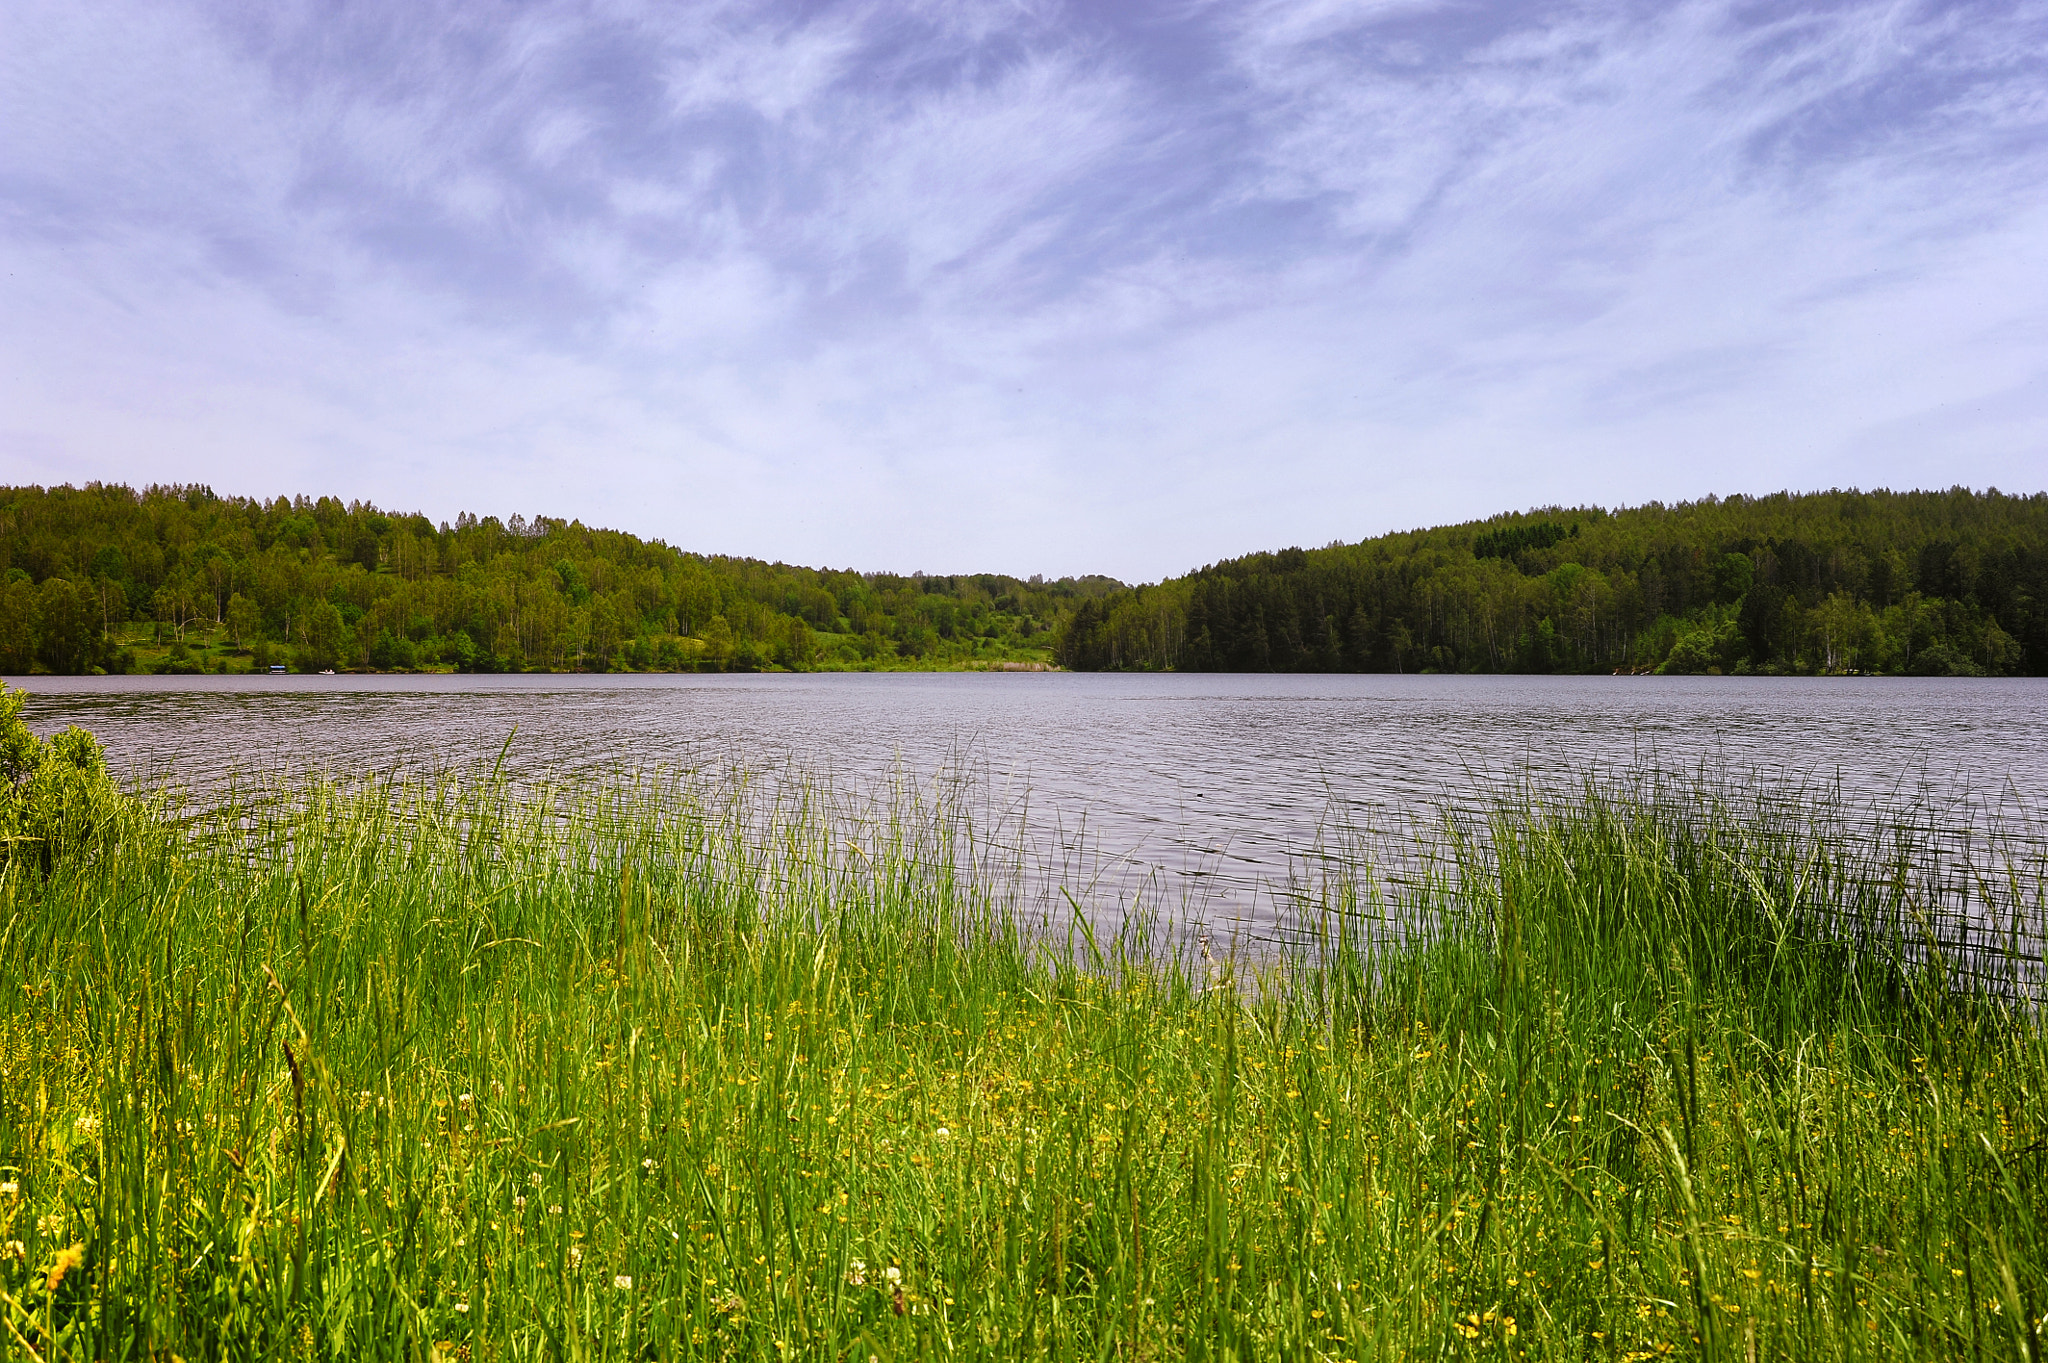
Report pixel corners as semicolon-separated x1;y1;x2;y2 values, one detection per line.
2;0;2043;578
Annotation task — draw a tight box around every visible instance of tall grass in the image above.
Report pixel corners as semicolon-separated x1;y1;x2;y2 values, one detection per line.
0;760;2042;1360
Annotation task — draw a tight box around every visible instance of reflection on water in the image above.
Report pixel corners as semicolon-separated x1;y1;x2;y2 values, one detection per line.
11;671;2046;941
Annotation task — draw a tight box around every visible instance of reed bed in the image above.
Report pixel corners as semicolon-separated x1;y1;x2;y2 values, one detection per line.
0;761;2043;1361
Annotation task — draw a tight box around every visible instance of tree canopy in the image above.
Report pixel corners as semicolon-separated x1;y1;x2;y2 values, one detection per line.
10;483;2041;678
1055;489;2048;676
0;484;1122;674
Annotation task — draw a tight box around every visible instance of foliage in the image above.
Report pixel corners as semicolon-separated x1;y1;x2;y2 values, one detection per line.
0;484;1124;674
0;684;130;877
1057;488;2048;675
0;759;2041;1358
1472;518;1579;561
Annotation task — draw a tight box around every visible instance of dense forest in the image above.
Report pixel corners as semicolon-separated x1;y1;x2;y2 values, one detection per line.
8;483;2043;678
1055;488;2048;676
0;483;1121;674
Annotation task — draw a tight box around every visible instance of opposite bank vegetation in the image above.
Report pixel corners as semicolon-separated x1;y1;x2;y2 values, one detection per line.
0;483;1117;676
1055;488;2048;677
1;680;2045;1359
7;483;2047;680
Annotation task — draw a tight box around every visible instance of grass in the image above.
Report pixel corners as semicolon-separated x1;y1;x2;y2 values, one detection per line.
0;758;2043;1360
85;621;1057;675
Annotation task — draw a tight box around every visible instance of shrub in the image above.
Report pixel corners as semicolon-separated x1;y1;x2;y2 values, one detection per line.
0;683;131;876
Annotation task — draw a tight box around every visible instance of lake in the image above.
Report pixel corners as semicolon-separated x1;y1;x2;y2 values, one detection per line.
10;671;2046;940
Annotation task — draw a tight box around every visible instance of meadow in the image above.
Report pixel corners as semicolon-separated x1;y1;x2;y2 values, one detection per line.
1;726;2044;1359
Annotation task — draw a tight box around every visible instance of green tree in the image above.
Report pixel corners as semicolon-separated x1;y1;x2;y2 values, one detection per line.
150;585;189;643
587;597;622;669
35;578;100;673
700;614;734;668
299;600;347;671
226;592;261;649
775;618;819;670
1810;592;1880;673
1712;552;1754;603
0;578;35;672
1658;617;1739;674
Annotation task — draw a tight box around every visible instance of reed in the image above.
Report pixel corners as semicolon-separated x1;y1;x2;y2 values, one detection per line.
0;758;2042;1360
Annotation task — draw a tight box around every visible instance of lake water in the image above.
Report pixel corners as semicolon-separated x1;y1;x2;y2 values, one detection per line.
9;672;2046;941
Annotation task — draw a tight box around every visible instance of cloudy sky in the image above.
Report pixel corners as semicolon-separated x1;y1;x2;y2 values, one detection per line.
3;1;2044;581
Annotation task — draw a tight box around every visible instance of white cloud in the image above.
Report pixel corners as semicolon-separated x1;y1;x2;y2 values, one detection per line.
656;7;868;122
2;0;2044;580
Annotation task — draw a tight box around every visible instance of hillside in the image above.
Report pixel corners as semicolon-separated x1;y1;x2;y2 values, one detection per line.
0;483;1123;675
1054;488;2048;675
9;483;2044;679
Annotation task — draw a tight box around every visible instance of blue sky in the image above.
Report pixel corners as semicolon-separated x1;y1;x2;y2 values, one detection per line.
3;0;2044;581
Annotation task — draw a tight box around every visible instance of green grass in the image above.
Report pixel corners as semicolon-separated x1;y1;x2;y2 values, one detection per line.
87;620;1056;674
0;760;2043;1360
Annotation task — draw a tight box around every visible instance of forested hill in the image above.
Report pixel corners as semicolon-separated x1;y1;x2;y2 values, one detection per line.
1055;489;2048;676
0;483;1122;674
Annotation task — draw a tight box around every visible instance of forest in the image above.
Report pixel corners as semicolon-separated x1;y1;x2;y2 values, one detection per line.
7;483;2044;677
0;483;1120;674
1054;487;2048;675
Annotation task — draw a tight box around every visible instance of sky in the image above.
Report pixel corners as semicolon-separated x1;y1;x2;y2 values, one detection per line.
3;1;2045;582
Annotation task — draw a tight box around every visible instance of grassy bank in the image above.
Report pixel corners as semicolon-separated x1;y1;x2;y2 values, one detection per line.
1;762;2043;1360
75;620;1059;676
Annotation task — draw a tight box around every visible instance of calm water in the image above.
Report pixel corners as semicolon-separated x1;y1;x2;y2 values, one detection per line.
10;672;2046;934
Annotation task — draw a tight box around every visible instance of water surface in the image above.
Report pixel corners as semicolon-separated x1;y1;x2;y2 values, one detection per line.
12;672;2045;934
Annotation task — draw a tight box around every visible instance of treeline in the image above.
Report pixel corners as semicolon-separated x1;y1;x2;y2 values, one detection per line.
0;483;1123;674
1056;488;2048;676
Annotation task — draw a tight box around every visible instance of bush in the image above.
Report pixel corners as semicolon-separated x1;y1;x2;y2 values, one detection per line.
1657;616;1739;674
369;627;417;670
444;629;480;671
0;683;131;876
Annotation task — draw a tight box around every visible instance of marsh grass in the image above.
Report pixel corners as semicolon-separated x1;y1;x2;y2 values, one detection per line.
0;759;2043;1360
